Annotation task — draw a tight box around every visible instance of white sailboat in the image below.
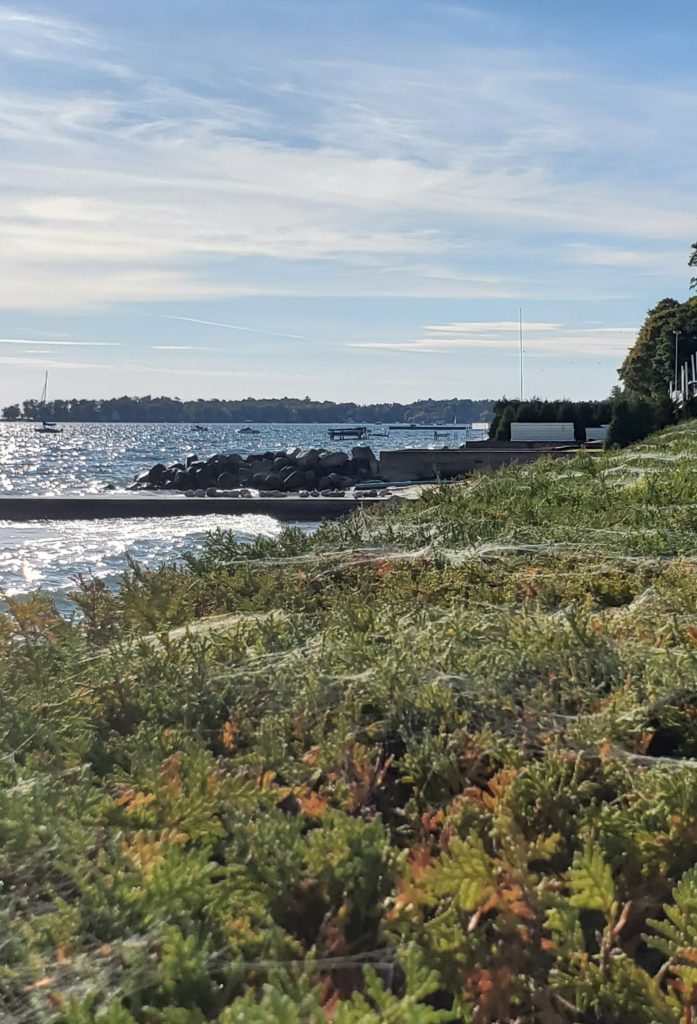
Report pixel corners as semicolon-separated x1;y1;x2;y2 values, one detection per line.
34;372;63;434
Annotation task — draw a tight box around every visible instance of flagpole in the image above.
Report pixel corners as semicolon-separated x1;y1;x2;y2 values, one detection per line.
519;307;524;401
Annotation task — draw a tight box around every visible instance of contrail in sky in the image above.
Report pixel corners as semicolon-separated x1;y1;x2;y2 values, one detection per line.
162;315;305;340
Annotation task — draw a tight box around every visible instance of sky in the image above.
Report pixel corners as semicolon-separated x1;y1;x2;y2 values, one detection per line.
0;0;695;407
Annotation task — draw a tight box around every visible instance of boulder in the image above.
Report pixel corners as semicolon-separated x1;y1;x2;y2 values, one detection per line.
296;448;320;469
317;476;332;491
328;473;354;489
147;462;168;483
318;451;349;471
185;454;199;467
352;446;376;463
173;469;192;489
217;471;237;489
281;469;305;491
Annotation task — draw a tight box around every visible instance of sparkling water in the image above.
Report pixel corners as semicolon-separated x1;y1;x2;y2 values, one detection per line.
0;421;484;600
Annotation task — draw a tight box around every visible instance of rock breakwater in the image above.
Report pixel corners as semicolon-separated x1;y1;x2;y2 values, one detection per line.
130;445;381;496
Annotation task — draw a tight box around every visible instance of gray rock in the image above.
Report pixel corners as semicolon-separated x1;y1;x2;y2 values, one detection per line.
317;476;332;490
318;451;348;471
239;488;252;497
352;446;376;463
299;490;310;497
281;469;305;491
195;488;206;497
296;448;320;469
328;472;354;489
206;487;218;497
310;490;320;497
186;454;199;467
173;469;192;489
217;471;237;489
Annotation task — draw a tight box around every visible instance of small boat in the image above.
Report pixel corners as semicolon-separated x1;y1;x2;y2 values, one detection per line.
34;373;63;434
238;426;260;435
192;424;209;432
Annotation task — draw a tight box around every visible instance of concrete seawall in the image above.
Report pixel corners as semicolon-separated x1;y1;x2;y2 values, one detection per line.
0;493;386;522
379;446;576;482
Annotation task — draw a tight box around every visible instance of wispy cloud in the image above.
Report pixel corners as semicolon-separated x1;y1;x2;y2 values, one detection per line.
348;321;638;357
0;5;691;313
151;345;222;351
0;338;120;347
162;316;306;341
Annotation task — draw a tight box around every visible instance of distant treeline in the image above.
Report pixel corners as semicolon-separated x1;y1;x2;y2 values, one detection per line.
2;395;495;424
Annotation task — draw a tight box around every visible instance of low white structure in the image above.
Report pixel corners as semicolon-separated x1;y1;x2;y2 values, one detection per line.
585;425;609;443
510;421;575;442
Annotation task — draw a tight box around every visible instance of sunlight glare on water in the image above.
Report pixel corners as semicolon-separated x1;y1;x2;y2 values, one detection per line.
0;514;283;604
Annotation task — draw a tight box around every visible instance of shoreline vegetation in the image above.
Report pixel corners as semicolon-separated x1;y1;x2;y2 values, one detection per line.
1;396;495;425
6;422;697;1020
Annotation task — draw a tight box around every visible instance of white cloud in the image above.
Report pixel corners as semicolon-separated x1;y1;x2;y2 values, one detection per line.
0;5;691;315
348;321;638;357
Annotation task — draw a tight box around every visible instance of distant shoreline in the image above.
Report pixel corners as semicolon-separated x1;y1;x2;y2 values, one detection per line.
1;395;495;425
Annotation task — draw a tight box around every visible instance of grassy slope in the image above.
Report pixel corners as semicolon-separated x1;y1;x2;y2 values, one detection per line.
5;424;697;1021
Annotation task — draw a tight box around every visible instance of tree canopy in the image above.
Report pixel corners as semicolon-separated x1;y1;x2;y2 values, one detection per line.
618;296;697;399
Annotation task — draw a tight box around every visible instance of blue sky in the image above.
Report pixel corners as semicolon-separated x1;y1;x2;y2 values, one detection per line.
0;0;694;407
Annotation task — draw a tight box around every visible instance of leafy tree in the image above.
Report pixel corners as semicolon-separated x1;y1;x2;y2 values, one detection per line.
690;240;697;290
619;297;697;399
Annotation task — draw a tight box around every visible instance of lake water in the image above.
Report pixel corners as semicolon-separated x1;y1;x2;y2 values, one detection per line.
0;421;485;602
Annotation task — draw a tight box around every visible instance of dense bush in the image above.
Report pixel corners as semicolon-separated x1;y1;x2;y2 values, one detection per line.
6;424;697;1019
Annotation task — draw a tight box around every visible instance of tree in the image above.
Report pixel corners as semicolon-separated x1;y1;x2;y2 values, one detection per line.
618;297;697;399
690;240;697;291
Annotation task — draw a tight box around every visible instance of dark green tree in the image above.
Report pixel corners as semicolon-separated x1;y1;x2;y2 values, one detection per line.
690;240;697;290
618;297;697;399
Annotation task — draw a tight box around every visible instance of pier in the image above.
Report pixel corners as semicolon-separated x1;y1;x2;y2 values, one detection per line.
327;426;370;440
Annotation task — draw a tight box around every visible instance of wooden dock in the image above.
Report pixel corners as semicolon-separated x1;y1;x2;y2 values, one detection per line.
0;493;386;523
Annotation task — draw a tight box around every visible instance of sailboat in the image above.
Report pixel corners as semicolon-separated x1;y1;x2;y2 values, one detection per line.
34;373;63;434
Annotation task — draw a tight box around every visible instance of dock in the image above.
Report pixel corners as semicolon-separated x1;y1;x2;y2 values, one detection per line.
387;423;476;431
0;493;386;523
328;426;370;440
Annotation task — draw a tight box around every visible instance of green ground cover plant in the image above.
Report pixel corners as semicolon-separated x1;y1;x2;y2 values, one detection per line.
6;423;697;1020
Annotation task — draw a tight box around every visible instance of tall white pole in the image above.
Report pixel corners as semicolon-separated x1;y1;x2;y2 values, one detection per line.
519;307;524;401
674;330;681;393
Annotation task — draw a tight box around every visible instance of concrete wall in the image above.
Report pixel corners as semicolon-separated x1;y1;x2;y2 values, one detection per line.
378;447;572;482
